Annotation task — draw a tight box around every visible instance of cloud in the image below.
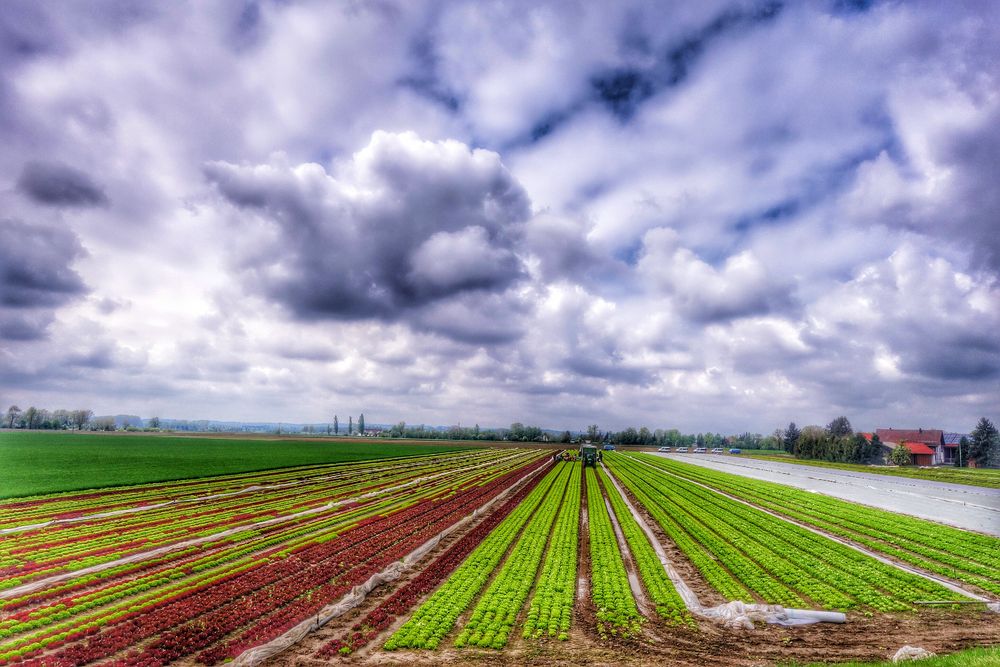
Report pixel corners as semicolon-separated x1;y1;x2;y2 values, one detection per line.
0;218;87;310
638;227;795;322
205;131;531;338
16;161;108;207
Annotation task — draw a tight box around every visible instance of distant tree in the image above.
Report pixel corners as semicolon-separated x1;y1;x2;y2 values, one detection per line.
826;416;853;438
560;430;572;443
148;416;160;429
795;426;826;459
358;413;365;434
865;433;883;462
333;415;339;435
969;418;999;465
474;423;480;439
586;424;600;441
890;444;911;466
24;406;39;429
348;416;353;435
94;416;115;432
783;422;800;454
71;409;93;430
6;405;21;429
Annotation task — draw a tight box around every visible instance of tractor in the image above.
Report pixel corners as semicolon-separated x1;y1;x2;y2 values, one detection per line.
580;444;599;467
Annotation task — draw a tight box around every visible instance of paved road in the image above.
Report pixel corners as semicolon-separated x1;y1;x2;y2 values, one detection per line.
655;453;1000;536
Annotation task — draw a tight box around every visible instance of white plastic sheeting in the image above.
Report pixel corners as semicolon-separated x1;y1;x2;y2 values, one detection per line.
657;453;1000;536
598;462;846;629
892;645;936;662
229;460;551;666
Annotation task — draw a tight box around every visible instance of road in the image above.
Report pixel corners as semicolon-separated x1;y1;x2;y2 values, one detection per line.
654;453;1000;536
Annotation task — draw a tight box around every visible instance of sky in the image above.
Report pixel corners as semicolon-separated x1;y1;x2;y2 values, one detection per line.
1;0;998;434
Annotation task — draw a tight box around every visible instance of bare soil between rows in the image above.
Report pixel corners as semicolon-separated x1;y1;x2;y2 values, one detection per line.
266;607;999;666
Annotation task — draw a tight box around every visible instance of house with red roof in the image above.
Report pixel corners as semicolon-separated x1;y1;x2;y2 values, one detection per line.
875;428;948;466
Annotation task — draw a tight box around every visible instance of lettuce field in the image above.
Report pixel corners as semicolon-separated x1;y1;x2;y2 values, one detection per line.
0;443;997;666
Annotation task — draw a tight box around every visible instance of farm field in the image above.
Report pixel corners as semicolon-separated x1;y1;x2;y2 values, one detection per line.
742;452;1000;489
0;431;480;498
1;446;998;666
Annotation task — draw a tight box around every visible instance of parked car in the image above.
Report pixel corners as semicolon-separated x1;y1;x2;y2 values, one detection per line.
603;444;615;451
657;446;671;452
675;447;689;453
728;448;742;454
711;448;724;454
693;447;707;453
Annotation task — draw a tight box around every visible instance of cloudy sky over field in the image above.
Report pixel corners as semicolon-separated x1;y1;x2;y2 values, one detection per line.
1;0;998;432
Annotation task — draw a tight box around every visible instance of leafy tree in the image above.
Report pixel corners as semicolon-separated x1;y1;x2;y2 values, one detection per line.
6;405;20;428
71;409;93;430
867;433;883;462
890;444;911;466
358;413;365;434
148;416;160;429
560;430;572;443
348;416;353;435
969;418;999;465
333;415;339;435
586;424;600;441
783;422;800;453
24;406;39;429
826;416;853;438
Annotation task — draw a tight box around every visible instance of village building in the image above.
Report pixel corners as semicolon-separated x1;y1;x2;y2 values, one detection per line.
875;428;951;466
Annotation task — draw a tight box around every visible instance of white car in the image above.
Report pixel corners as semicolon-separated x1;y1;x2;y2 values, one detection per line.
710;448;724;454
675;447;689;453
693;447;707;453
657;446;671;452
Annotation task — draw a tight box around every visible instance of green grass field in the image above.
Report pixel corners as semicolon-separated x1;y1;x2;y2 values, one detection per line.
745;452;1000;489
792;646;1000;666
0;431;481;498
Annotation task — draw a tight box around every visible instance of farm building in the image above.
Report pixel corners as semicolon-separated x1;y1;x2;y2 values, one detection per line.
875;428;950;465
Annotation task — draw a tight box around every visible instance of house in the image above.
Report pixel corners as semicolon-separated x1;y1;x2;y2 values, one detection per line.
875;428;947;465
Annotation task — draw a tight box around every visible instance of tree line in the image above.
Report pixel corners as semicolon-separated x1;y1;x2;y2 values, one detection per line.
4;406;95;430
776;416;999;467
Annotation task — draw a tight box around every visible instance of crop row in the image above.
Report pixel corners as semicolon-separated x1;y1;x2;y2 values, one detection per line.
454;463;573;648
0;452;546;665
0;455;516;630
384;467;563;651
0;451;503;587
635;455;1000;597
585;467;642;638
522;461;582;641
0;451;487;529
607;454;961;612
384;462;567;650
597;467;693;628
315;459;551;657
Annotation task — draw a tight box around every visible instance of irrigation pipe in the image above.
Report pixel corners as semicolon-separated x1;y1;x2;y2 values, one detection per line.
230;459;553;666
0;452;529;600
618;455;999;614
599;461;846;629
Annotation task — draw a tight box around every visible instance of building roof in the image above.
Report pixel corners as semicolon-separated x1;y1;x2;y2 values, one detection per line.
901;441;935;455
943;432;968;445
876;428;943;446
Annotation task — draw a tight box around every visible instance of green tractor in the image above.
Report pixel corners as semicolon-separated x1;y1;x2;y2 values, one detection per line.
580;444;599;467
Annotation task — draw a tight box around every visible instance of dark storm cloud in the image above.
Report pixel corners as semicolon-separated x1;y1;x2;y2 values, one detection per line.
0;218;87;309
17;161;108;207
0;311;52;341
205;132;531;337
